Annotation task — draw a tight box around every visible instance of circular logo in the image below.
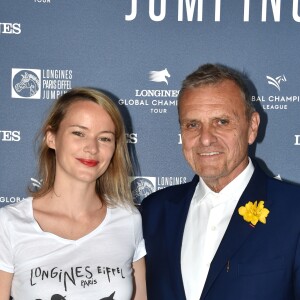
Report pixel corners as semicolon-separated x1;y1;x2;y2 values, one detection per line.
13;70;40;98
131;178;155;205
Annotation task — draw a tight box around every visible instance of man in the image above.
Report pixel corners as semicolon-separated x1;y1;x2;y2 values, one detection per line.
141;63;300;300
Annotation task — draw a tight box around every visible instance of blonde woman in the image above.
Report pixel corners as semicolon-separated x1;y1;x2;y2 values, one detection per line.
0;88;147;300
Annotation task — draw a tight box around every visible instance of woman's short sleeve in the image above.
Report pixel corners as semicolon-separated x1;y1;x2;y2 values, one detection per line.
132;210;146;262
0;208;14;273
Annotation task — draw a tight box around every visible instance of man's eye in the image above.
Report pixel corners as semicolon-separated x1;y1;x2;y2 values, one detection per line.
186;122;198;129
218;119;229;125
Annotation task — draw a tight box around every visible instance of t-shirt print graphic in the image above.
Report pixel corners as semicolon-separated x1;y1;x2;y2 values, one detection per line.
28;294;66;300
10;291;116;300
100;291;116;299
38;295;66;300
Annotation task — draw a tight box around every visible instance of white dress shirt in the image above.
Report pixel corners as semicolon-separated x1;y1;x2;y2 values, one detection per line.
181;159;254;300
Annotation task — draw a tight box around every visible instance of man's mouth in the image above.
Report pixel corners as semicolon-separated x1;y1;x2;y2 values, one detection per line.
199;152;221;156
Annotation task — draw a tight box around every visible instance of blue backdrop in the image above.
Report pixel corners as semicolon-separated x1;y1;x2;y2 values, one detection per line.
1;0;300;207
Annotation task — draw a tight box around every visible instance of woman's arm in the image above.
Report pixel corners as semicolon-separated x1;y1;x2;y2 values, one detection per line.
0;270;13;300
132;257;147;300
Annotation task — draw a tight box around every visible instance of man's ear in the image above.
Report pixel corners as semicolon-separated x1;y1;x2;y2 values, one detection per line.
46;130;56;150
248;112;260;145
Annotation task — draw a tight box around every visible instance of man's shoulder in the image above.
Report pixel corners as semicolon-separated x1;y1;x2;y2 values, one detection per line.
267;175;300;197
254;162;300;198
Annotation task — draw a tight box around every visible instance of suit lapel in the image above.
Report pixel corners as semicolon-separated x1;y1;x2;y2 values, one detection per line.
201;166;270;299
165;176;199;298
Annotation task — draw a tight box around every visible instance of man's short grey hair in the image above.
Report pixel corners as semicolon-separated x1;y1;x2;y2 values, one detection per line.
178;63;256;119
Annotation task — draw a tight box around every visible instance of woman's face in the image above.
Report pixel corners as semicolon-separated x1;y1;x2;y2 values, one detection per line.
47;100;116;185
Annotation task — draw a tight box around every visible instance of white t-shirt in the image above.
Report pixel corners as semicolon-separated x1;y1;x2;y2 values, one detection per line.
0;197;146;300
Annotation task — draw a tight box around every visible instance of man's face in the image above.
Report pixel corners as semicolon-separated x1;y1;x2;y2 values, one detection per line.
179;80;260;192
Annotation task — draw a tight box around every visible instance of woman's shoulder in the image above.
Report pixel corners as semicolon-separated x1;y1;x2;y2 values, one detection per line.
109;203;140;215
0;197;33;218
108;204;142;227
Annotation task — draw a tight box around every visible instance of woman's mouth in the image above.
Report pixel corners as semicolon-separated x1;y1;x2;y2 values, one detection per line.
76;158;99;167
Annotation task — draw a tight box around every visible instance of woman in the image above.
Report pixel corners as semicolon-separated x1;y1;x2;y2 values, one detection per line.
0;88;147;300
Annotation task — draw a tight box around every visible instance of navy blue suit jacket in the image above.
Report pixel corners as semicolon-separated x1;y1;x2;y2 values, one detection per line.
141;165;300;300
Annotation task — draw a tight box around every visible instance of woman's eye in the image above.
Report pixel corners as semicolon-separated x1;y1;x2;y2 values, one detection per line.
98;137;112;142
72;131;84;137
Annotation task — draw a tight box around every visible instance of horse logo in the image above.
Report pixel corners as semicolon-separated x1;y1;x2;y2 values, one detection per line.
266;74;287;91
149;68;170;85
11;68;41;99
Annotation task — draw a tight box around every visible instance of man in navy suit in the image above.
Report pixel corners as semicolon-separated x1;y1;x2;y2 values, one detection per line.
141;63;300;300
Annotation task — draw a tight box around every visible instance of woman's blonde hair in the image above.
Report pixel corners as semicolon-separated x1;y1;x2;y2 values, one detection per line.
31;88;134;207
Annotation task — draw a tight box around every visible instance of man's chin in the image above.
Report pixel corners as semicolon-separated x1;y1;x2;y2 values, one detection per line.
196;166;223;179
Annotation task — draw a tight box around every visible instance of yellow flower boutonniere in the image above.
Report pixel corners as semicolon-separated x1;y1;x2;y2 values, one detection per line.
238;201;270;227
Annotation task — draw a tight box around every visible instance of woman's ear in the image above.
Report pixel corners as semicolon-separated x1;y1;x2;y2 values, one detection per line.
46;130;56;150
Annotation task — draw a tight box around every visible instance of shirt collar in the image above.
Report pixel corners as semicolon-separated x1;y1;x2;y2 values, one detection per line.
195;157;255;204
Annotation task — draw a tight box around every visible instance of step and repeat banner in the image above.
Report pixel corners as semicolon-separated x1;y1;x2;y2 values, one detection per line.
1;0;300;207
